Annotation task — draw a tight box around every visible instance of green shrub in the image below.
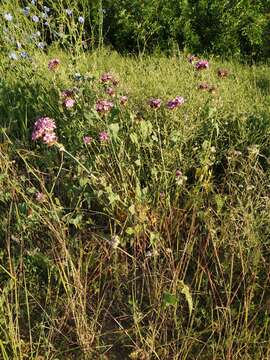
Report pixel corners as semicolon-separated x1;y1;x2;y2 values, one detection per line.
1;0;269;58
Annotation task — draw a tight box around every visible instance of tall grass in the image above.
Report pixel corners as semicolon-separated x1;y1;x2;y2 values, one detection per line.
0;1;270;359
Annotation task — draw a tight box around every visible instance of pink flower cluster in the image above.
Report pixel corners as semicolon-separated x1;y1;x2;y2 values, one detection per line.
149;98;162;109
48;58;60;71
32;117;57;145
167;96;185;110
148;96;185;110
83;136;93;144
83;131;110;144
198;82;209;90
63;98;75;108
100;72;128;106
61;89;76;109
36;191;45;203
61;89;74;98
96;99;114;114
195;60;209;70
106;87;115;96
99;131;109;142
100;72;118;86
120;95;128;105
105;88;128;105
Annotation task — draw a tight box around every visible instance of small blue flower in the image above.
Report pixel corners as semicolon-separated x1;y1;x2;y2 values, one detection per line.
44;21;49;26
78;16;84;24
32;15;39;23
31;0;36;4
20;51;29;58
4;13;13;21
23;7;30;16
9;52;18;60
65;9;73;16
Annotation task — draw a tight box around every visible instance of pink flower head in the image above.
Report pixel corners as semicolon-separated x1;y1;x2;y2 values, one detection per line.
61;89;74;98
43;131;58;145
83;136;93;144
175;170;187;185
149;98;162;109
99;131;109;142
167;96;185;110
95;99;114;114
48;58;60;71
100;72;112;82
106;87;115;96
217;68;229;78
32;116;57;145
195;60;209;70
198;82;209;90
120;95;128;105
63;98;75;109
36;191;45;203
100;73;119;86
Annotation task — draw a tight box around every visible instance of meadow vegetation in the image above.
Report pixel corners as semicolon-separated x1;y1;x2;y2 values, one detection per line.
0;1;270;359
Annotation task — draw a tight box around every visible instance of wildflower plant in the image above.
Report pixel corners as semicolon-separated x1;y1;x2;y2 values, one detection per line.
32;116;57;145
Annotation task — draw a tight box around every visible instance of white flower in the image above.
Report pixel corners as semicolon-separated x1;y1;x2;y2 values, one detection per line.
4;13;13;21
9;52;18;60
65;9;73;16
78;16;84;24
109;235;120;249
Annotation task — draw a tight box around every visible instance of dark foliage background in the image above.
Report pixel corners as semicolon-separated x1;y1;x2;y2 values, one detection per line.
23;0;270;59
97;0;270;59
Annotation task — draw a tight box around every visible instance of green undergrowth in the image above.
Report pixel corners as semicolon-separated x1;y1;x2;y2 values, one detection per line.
0;49;270;359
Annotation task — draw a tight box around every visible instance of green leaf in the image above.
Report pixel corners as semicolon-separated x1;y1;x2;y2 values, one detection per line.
130;132;139;145
126;227;135;235
135;183;142;200
79;177;90;187
68;214;83;229
149;231;160;246
18;202;28;215
108;192;120;205
108;123;120;139
140;120;152;139
178;280;193;315
83;111;95;125
215;194;226;213
163;291;178;307
105;184;120;206
170;130;182;143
